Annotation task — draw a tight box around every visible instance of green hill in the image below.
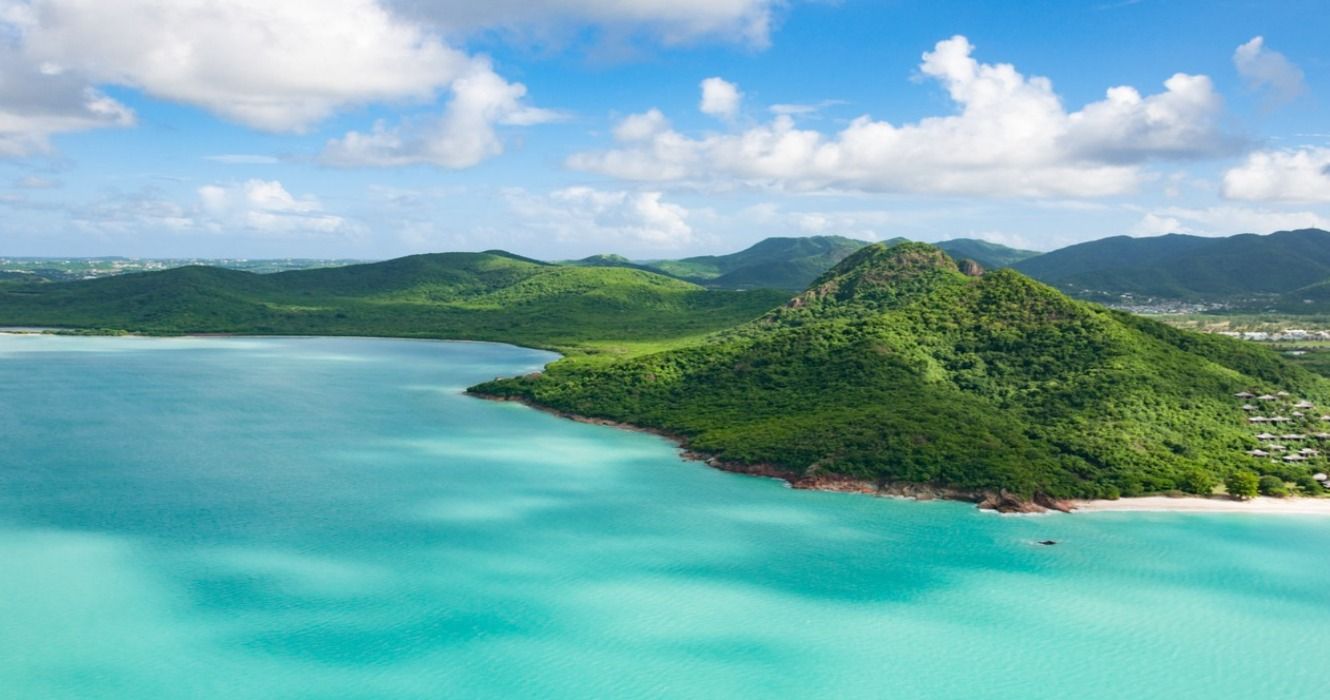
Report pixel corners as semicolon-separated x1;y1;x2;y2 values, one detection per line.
641;235;1034;290
647;235;872;290
0;252;787;352
1013;229;1330;301
473;242;1330;506
935;238;1039;269
563;253;677;276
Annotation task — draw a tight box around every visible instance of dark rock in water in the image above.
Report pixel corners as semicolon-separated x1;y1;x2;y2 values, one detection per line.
1037;540;1058;546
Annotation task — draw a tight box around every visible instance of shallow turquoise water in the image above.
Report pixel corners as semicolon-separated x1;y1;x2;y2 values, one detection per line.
1;335;1328;699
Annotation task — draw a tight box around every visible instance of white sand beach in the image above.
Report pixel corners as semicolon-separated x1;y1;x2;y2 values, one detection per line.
1073;495;1330;515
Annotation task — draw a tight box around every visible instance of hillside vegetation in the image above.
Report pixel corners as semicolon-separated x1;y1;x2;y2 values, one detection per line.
0;251;787;352
647;236;871;290
1013;228;1330;302
640;235;1036;290
475;242;1330;503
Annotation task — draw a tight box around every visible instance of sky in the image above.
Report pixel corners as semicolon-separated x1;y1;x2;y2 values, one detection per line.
0;0;1328;260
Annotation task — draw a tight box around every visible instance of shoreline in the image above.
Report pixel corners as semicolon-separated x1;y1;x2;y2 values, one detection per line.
471;393;1330;516
1072;495;1330;515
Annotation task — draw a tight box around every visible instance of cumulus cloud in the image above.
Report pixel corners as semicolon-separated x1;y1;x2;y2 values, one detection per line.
699;77;742;120
197;180;348;233
0;46;134;156
1222;147;1330;203
506;186;693;248
5;0;470;132
1233;36;1304;105
569;35;1236;197
392;0;781;47
321;60;561;168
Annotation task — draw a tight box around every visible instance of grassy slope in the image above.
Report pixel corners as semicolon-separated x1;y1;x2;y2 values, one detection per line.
1014;228;1330;300
475;243;1330;500
0;252;788;355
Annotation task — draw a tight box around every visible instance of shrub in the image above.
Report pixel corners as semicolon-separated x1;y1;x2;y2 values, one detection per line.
1179;468;1218;495
1225;471;1260;500
1258;475;1289;498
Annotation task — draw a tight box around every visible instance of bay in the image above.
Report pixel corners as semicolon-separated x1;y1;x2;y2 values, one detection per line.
1;335;1327;699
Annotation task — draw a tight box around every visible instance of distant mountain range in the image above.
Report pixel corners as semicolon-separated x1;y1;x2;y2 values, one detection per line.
11;228;1330;307
1012;229;1330;304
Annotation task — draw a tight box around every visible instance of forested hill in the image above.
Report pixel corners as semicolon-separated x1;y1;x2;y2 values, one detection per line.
933;238;1039;269
1013;228;1330;301
0;251;788;350
646;235;873;290
640;235;1037;290
474;242;1330;505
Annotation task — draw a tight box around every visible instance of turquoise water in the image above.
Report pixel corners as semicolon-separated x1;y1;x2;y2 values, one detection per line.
1;335;1328;699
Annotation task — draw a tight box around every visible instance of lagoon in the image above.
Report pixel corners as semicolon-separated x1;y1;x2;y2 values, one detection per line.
1;335;1328;699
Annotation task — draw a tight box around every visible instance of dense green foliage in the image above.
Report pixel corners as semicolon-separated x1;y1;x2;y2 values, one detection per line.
1257;475;1289;497
476;242;1330;500
640;235;1037;290
1013;228;1330;302
646;235;873;290
1226;471;1260;500
933;238;1039;269
0;252;787;352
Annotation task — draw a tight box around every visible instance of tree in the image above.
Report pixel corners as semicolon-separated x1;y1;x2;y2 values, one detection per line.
1225;471;1260;500
1179;468;1218;495
1258;475;1289;498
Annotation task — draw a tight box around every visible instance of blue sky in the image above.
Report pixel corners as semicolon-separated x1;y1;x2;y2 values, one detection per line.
1;0;1327;259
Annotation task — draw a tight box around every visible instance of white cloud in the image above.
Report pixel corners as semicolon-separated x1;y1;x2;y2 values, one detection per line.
699;77;742;120
1234;36;1304;105
197;180;348;233
506;186;693;248
321;60;560;168
0;46;133;156
392;0;781;47
1222;147;1330;203
569;35;1236;197
1131;205;1330;236
1130;213;1188;236
6;0;471;132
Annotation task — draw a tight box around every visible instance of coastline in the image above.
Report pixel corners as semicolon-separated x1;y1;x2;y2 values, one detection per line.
470;392;1330;516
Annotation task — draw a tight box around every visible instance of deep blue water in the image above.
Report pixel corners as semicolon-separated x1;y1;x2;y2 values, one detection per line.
1;334;1328;699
